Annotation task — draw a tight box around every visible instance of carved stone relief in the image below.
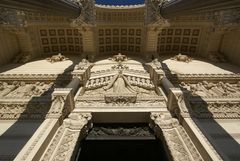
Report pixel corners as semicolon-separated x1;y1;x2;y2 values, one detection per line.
41;113;92;161
180;81;240;98
74;59;93;70
46;53;69;63
88;125;154;137
171;53;193;63
108;53;128;62
190;102;240;119
0;102;51;120
0;81;53;98
150;112;203;161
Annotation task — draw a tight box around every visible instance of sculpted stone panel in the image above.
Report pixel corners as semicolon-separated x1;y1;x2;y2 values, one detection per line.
41;113;92;161
190;102;240;119
88;125;154;137
0;81;53;98
180;81;240;98
0;103;51;120
150;112;203;161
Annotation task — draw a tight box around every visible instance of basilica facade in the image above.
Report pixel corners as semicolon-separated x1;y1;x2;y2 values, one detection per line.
0;0;240;161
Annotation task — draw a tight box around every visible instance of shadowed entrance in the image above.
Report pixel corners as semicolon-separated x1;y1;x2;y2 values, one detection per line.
76;124;169;161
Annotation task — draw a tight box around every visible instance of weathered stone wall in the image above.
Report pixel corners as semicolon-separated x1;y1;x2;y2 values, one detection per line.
221;30;240;66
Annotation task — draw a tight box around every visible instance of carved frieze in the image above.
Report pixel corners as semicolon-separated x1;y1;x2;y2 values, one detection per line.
88;125;154;137
0;102;51;120
166;73;240;84
0;81;53;99
190;101;240;119
0;74;72;83
86;75;154;90
180;81;240;98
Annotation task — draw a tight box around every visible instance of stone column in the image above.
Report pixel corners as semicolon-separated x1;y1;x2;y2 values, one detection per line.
40;113;92;161
168;88;224;161
150;112;203;161
14;87;76;161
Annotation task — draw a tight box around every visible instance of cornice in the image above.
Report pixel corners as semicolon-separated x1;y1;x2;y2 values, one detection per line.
95;4;145;9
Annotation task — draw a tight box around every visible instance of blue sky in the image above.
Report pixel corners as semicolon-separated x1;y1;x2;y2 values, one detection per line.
95;0;144;5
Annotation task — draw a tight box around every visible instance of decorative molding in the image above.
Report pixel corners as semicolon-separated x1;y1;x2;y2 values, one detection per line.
180;81;240;98
166;73;240;83
190;101;240;119
40;126;65;161
0;73;72;82
46;88;74;120
0;102;50;120
150;112;179;129
150;112;203;161
88;125;153;137
20;119;54;161
41;113;92;161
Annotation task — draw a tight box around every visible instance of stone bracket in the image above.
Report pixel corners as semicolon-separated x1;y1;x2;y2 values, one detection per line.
46;88;75;120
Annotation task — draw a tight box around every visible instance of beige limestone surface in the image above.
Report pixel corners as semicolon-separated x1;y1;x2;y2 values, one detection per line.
0;56;82;75
161;57;240;74
196;119;240;161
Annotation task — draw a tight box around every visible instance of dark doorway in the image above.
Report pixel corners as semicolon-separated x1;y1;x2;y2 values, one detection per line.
76;124;169;161
77;139;169;161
